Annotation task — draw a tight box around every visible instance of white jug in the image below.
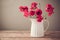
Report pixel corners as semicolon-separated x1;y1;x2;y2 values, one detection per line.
30;19;49;37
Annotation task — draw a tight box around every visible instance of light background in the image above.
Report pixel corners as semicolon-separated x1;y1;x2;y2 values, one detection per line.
0;0;60;31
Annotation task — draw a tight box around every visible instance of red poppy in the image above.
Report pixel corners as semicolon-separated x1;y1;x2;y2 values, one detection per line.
19;6;24;12
19;6;28;12
46;4;54;16
36;9;42;17
37;16;43;22
30;2;38;10
29;11;35;16
24;6;28;12
24;11;29;17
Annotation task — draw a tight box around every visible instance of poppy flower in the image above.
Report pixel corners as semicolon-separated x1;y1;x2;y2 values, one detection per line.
19;6;24;12
23;6;28;12
24;11;29;17
30;2;38;10
29;11;35;16
46;4;54;16
37;16;43;22
19;6;28;12
36;9;42;17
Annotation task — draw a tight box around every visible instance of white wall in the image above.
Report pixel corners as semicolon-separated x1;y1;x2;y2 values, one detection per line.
0;0;60;31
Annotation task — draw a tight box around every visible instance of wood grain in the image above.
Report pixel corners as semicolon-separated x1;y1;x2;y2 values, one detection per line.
0;31;60;40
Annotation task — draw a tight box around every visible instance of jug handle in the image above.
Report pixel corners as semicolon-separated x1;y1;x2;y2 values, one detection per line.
44;19;49;32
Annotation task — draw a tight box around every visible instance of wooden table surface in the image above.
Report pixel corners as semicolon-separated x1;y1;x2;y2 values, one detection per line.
0;31;60;40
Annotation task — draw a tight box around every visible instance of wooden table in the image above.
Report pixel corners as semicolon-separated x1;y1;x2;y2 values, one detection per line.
0;31;60;40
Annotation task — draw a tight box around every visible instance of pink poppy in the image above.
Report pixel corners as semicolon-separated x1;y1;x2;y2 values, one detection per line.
37;16;43;22
30;2;38;10
29;11;35;16
36;9;42;17
46;4;54;16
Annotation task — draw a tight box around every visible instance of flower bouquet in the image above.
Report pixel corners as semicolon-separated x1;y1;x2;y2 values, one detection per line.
19;2;54;37
19;2;54;22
